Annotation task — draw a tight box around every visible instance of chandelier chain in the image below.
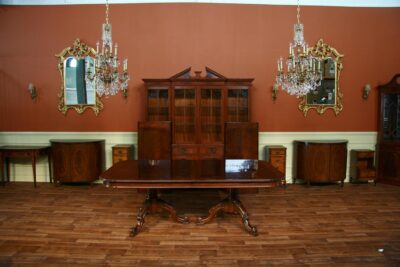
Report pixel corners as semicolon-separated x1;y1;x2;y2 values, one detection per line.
105;0;109;24
297;0;300;24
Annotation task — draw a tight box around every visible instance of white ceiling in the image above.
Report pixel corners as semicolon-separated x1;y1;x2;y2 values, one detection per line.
0;0;399;7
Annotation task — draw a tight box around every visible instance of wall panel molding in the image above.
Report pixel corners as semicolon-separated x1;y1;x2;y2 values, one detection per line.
0;0;399;7
0;131;377;184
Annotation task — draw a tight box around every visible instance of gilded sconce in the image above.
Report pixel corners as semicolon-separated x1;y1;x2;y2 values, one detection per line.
363;84;371;99
28;83;37;100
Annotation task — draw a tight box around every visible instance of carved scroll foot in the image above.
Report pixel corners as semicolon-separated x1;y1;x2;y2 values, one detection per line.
131;207;147;236
232;199;258;236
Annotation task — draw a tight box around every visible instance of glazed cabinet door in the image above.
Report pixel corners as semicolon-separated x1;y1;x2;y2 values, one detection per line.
227;87;249;122
200;88;223;144
199;88;224;159
173;88;197;159
147;87;169;121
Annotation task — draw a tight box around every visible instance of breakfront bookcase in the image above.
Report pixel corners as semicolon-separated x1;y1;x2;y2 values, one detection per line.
376;74;400;186
140;67;254;160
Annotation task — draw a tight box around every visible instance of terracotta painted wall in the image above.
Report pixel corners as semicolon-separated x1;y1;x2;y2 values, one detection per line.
0;4;399;132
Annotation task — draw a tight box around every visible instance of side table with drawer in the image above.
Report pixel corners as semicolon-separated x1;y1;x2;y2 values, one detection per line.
264;145;286;186
112;145;135;165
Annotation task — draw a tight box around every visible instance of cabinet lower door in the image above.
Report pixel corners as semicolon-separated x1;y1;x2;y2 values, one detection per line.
329;144;347;182
69;143;102;183
377;144;400;185
51;143;70;182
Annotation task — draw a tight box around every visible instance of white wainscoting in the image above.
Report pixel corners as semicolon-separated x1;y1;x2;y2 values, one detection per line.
0;131;377;183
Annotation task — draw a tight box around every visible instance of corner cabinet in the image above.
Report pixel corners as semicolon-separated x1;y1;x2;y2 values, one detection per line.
376;74;400;186
142;67;254;160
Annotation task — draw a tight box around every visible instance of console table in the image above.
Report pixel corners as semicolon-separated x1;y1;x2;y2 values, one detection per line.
100;159;283;236
0;146;52;187
293;140;348;186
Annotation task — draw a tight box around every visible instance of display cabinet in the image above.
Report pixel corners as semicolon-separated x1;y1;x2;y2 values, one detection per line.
376;74;400;186
142;67;254;160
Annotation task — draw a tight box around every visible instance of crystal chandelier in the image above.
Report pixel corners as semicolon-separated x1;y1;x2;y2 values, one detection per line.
87;0;130;97
276;0;322;97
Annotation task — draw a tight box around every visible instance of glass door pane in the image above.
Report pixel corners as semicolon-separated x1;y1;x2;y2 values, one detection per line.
174;88;196;143
200;88;222;143
227;87;249;122
383;93;400;140
147;87;169;121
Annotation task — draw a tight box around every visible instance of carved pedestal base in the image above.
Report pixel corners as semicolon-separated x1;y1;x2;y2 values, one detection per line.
131;189;258;236
196;189;258;236
131;190;189;236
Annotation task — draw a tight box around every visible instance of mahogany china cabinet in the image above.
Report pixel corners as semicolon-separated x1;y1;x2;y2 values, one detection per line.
376;74;400;186
140;67;255;160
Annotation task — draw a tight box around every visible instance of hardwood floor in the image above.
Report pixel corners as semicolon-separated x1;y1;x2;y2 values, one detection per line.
0;182;399;266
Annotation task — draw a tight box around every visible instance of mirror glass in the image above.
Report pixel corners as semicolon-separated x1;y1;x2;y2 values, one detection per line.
64;56;95;105
56;38;103;115
298;39;343;116
306;58;336;105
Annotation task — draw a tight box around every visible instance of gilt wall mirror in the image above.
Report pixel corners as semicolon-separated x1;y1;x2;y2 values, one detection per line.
55;38;103;115
299;39;344;116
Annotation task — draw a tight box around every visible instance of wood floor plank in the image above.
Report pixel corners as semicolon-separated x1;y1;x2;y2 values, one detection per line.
0;182;399;266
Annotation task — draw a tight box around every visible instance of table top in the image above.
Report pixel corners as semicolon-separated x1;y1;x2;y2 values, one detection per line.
0;145;50;150
50;139;105;144
294;140;348;144
100;159;283;189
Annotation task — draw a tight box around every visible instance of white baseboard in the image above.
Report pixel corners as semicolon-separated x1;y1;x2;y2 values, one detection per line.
0;131;377;183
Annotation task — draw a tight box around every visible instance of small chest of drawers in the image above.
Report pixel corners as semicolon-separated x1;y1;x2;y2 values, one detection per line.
112;145;134;165
350;149;376;183
264;145;286;186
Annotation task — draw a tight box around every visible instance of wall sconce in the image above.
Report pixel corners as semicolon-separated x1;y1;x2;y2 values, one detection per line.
28;83;37;100
122;88;128;99
363;84;371;99
272;83;279;101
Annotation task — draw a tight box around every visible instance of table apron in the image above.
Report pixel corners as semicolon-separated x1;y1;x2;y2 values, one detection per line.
106;182;279;189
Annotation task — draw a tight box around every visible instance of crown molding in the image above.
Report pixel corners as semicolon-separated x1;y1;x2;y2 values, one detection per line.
0;0;399;7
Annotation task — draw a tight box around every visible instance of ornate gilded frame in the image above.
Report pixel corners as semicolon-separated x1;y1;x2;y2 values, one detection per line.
298;39;344;116
55;38;103;116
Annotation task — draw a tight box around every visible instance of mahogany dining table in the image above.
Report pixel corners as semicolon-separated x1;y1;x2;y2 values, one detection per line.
100;159;283;236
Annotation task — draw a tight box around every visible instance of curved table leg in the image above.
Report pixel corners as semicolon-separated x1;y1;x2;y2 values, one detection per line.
196;198;232;224
131;189;189;236
155;197;189;224
196;189;258;236
232;199;258;236
131;207;148;236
